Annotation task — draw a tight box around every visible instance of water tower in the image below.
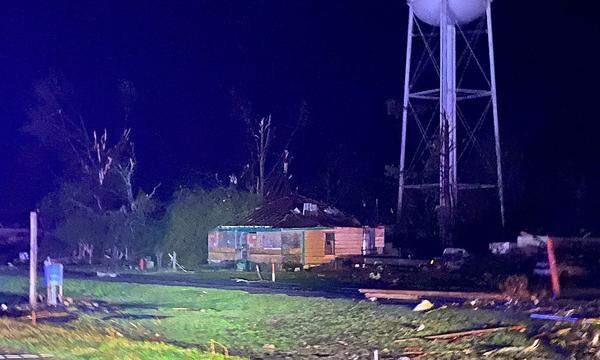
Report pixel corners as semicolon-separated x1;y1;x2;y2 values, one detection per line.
395;0;504;247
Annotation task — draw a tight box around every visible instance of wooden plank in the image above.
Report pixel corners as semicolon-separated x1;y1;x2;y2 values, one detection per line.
395;325;526;342
248;254;284;264
282;248;301;255
359;289;510;301
208;253;236;261
249;248;282;255
210;247;236;253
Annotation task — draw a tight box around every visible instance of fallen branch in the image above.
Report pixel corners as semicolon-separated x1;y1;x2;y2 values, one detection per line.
20;310;71;320
232;278;263;283
394;325;526;342
530;313;578;322
359;289;511;301
256;264;263;281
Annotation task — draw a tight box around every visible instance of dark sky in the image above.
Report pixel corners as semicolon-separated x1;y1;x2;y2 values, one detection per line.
0;1;598;234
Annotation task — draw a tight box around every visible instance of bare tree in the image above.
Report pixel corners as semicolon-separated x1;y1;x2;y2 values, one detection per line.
26;73;161;262
247;114;272;196
231;89;309;198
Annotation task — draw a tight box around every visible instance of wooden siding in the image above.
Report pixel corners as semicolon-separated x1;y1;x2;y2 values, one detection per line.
375;226;385;254
248;253;284;264
303;227;365;265
249;248;282;255
208;247;237;262
304;230;325;265
208;226;376;266
256;231;282;248
332;227;363;256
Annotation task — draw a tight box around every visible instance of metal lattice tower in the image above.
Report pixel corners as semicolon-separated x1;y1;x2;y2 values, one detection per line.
396;0;505;246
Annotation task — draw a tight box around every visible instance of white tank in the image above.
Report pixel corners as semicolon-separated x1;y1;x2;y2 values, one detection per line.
410;0;489;27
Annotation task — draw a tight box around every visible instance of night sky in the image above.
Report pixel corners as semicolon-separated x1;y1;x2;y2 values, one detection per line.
0;1;598;236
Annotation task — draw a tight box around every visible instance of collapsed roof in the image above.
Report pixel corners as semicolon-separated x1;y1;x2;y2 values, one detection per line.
238;195;361;228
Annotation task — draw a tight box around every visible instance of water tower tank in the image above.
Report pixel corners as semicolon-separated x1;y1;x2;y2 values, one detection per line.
410;0;489;27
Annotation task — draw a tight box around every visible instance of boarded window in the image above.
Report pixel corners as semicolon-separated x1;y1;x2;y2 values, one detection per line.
257;232;282;249
324;233;335;255
281;231;302;249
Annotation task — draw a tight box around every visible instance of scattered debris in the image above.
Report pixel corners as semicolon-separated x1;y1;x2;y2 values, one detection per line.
96;271;117;278
531;313;579;322
413;299;434;312
395;325;526;342
499;275;530;299
489;242;517;255
359;288;511;301
368;272;381;280
523;339;541;353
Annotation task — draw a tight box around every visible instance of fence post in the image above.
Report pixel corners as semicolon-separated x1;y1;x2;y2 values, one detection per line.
29;211;38;323
271;262;276;282
546;237;561;298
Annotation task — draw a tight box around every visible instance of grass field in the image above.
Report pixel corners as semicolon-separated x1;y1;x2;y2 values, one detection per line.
0;274;558;359
65;262;505;293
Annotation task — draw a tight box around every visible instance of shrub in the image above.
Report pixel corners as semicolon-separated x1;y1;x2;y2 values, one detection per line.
164;187;260;268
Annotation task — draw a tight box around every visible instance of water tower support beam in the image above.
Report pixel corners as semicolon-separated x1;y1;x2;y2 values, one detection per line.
397;8;415;222
486;3;506;227
439;0;457;246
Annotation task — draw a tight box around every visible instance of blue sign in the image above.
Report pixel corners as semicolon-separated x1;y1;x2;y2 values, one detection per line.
44;263;64;286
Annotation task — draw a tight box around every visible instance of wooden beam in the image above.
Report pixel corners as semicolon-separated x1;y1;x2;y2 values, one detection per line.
359;289;511;301
395;325;526;342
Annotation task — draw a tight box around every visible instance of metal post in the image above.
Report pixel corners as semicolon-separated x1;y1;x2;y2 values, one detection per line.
486;3;506;227
271;262;276;282
397;8;415;222
29;211;38;310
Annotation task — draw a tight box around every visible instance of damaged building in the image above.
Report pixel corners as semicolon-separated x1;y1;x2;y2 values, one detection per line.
208;196;384;266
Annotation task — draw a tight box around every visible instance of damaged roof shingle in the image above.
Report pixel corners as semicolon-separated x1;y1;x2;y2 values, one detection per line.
239;195;361;228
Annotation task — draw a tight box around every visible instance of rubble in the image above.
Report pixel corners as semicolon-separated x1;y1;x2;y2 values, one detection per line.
412;299;434;312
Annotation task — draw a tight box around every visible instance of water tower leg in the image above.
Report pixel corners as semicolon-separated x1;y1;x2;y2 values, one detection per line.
397;8;415;223
486;3;506;227
439;0;457;247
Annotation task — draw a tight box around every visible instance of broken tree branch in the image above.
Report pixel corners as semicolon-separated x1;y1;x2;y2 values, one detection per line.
395;325;526;342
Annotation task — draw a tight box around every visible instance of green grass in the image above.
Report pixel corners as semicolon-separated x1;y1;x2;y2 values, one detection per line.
0;274;558;359
0;318;235;360
66;262;504;292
